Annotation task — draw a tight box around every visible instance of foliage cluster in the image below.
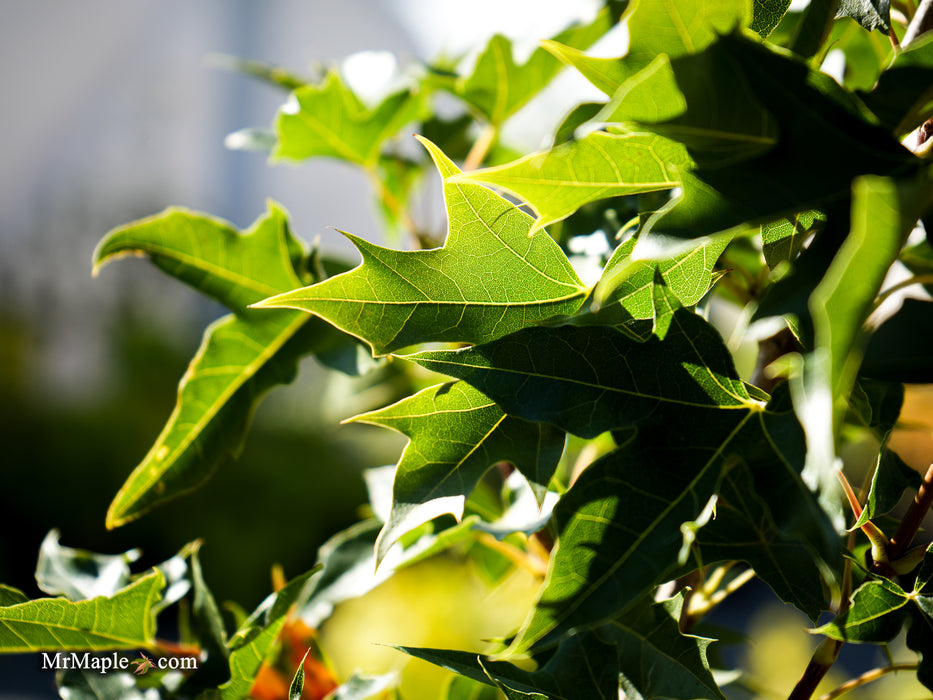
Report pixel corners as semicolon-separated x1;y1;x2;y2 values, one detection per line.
6;1;933;698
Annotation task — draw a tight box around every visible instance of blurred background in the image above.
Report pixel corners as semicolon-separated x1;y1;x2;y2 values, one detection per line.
2;2;930;698
0;1;603;696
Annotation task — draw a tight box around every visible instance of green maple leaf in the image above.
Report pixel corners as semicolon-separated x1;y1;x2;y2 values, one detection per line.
254;138;588;355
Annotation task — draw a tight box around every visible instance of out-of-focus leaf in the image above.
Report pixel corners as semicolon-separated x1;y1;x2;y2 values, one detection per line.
0;571;164;652
795;173;933;506
55;669;151;700
751;0;792;37
219;568;318;700
443;674;503;700
409;296;753;441
399;630;619;699
225;127;277;153
458;131;687;234
862;299;933;382
900;239;933;296
445;7;619;126
906;606;933;692
256;139;587;355
298;518;479;628
860;32;933;136
601;593;725;700
471;471;559;542
327;671;399;700
207;53;310;91
35;529;140;601
274;71;422;166
828;17;892;91
0;586;28;607
184;548;229;690
814;578;909;643
95;204;357;526
644;33;915;240
835;0;890;32
350;381;564;563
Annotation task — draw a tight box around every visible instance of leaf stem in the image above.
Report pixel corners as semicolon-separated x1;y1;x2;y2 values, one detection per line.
887;461;933;561
475;532;548;577
871;273;933;312
816;663;919;700
463;124;498;171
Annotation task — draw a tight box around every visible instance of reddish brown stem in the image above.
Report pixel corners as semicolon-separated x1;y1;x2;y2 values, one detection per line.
888;462;933;561
788;639;843;700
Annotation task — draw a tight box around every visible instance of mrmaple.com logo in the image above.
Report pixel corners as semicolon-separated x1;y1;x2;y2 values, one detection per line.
41;651;198;675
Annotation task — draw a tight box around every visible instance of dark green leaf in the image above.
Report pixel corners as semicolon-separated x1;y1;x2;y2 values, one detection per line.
862;299;933;382
0;571;164;652
350;381;564;563
835;0;890;32
855;447;922;529
814;577;909;642
860;31;933;136
643;33;915;240
186;548;229;689
409;300;753;440
256;139;587;355
544;0;750;99
601;593;725;700
906;607;933;691
274;71;423;166
694;464;828;620
400;630;619;699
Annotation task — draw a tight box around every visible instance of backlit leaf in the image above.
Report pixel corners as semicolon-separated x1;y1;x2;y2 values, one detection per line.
274;71;423;166
458;131;687;234
255;139;587;355
795;174;933;504
0;571;164;652
350;381;564;563
447;7;619;126
814;578;909;643
545;0;750;97
95;203;350;527
750;0;792;37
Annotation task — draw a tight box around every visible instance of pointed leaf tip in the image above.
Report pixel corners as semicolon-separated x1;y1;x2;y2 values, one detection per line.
415;135;462;179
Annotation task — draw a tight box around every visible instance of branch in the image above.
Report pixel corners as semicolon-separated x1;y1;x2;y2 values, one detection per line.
903;0;933;47
817;663;919;700
887;462;933;561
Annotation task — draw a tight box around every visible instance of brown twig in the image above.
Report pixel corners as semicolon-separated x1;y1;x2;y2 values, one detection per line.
903;0;933;47
887;462;933;561
817;663;918;700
